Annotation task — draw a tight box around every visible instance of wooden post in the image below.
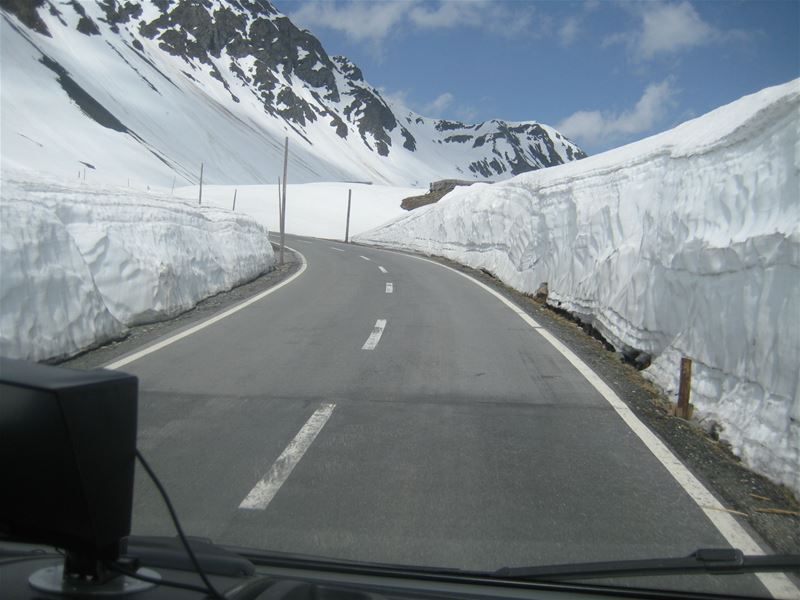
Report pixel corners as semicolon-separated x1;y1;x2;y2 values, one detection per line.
345;189;352;243
198;162;204;205
279;137;288;265
677;357;692;419
232;188;237;211
277;177;283;226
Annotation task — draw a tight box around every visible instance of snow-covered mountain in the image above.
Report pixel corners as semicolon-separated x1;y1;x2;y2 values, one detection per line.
0;0;586;187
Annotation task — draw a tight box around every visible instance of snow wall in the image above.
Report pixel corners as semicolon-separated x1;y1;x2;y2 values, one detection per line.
0;171;275;361
356;80;800;494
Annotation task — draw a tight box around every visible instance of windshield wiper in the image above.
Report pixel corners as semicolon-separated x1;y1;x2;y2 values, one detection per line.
494;549;800;581
123;535;254;577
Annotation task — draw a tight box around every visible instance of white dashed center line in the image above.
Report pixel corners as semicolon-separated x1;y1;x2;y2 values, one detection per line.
359;255;371;261
330;247;344;252
378;266;388;274
361;319;387;350
239;403;335;510
385;283;394;294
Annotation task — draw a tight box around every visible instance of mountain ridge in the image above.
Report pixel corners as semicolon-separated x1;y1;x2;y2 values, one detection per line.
0;0;586;186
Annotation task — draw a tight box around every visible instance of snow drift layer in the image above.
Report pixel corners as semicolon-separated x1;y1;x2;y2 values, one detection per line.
356;80;800;494
0;171;275;361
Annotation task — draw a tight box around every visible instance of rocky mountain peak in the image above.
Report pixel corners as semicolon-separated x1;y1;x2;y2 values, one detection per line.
332;55;363;82
1;0;586;185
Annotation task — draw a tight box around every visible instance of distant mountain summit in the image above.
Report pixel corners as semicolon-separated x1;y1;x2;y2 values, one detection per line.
1;0;586;185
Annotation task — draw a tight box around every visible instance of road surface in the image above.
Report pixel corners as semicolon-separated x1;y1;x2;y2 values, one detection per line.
114;234;789;597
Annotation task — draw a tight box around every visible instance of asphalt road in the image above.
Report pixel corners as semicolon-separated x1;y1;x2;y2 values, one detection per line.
117;234;784;597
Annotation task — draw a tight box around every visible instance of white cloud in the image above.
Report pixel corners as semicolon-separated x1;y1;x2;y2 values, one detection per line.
408;2;482;29
290;1;409;45
455;106;479;122
408;1;534;35
290;1;538;45
557;80;676;147
422;92;455;116
639;2;714;58
378;89;477;121
379;89;473;121
378;87;412;111
558;17;580;47
604;2;751;60
557;2;604;49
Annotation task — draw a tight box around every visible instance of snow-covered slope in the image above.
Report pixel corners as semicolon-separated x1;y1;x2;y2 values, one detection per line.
356;80;800;494
0;169;274;361
175;181;419;240
0;0;585;188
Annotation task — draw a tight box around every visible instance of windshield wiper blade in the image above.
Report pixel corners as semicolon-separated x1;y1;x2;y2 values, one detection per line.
494;549;800;581
123;535;255;577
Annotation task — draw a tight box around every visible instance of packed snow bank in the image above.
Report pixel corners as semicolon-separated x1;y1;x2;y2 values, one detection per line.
173;182;419;240
356;80;800;494
0;170;275;361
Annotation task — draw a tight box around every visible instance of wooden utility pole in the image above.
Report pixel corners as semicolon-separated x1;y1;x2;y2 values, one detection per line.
198;162;204;205
345;189;352;243
277;177;282;227
676;357;693;419
279;137;288;265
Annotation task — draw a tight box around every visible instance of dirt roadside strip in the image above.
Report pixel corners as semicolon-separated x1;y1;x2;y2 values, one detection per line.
60;239;798;559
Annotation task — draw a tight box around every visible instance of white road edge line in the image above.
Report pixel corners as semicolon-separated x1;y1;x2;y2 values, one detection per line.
378;266;388;274
378;248;798;600
239;403;336;510
104;246;308;370
330;247;344;252
361;319;387;350
359;255;371;261
385;283;394;294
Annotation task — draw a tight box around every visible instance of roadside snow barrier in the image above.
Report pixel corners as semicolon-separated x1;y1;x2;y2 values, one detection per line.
356;80;800;494
0;172;275;361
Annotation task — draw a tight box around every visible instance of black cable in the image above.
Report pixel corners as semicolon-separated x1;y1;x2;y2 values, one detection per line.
105;560;215;595
0;554;61;567
135;449;226;600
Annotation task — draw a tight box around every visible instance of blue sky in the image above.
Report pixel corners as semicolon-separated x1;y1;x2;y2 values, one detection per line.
275;0;799;154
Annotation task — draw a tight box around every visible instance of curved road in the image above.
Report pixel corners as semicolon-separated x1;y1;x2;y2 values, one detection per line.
117;234;789;597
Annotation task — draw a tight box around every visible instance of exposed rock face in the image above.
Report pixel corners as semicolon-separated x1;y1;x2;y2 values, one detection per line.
2;0;587;183
402;180;482;211
430;179;477;193
0;0;51;36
